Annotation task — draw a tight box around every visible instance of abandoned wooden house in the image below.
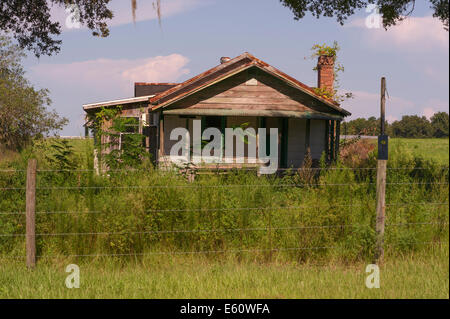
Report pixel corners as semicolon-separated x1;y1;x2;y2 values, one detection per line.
83;52;351;170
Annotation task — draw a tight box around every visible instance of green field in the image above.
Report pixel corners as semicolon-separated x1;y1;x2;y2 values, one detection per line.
387;138;449;165
0;244;448;299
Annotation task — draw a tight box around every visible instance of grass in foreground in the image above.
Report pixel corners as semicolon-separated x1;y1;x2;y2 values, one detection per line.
0;244;448;299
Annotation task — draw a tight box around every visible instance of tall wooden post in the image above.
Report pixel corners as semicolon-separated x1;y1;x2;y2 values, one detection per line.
26;159;37;268
375;77;388;263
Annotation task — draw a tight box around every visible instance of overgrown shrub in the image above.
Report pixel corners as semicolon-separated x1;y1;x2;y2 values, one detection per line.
339;138;376;168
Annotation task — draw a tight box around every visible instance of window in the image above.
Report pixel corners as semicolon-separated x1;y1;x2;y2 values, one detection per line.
124;117;140;133
119;117;144;150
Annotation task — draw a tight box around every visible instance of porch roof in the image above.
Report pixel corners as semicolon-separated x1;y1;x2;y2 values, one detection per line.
82;95;155;111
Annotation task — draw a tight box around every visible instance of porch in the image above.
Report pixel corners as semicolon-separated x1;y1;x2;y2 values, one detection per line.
155;113;341;170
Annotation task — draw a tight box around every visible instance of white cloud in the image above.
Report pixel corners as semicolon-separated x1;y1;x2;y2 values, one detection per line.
50;0;208;31
30;54;190;98
347;15;449;51
422;99;449;119
422;107;435;120
386;115;399;123
121;55;190;85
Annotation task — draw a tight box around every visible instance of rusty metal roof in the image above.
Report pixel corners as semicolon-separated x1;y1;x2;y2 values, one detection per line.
150;52;351;116
83;95;154;111
135;82;178;96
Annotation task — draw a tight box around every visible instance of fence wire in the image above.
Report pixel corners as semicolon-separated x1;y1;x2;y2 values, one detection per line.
1;181;448;191
0;221;447;238
0;202;448;216
0;241;447;260
1;167;449;174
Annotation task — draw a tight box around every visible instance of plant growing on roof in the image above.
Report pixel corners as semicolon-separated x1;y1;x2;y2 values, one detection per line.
310;42;340;58
308;41;353;103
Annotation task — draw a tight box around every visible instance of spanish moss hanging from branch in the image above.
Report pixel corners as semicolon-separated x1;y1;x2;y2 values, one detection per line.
131;0;162;28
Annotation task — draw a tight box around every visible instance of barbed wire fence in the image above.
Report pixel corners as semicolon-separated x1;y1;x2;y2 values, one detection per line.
0;162;448;267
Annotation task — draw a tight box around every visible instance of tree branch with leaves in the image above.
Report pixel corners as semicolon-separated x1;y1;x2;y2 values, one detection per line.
280;0;449;31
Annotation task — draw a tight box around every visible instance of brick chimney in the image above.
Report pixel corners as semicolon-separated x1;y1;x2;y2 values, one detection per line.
317;55;335;93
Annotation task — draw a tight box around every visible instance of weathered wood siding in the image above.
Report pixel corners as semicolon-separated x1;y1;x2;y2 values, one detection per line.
163;115;187;156
284;119;326;167
287;118;307;167
310;120;326;160
166;68;339;115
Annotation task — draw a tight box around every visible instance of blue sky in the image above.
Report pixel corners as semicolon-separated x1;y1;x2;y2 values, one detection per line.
22;0;449;135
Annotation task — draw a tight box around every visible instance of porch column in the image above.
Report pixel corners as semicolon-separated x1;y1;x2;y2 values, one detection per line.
305;119;311;154
335;120;341;161
158;111;164;161
325;120;330;162
280;118;288;169
330;120;335;162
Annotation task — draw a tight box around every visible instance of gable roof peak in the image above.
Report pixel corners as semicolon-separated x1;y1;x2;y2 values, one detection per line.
149;52;350;116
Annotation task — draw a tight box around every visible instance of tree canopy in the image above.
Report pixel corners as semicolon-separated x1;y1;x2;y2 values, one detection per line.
390;115;433;138
280;0;449;30
0;36;67;150
342;112;450;138
431;111;450;138
0;0;113;57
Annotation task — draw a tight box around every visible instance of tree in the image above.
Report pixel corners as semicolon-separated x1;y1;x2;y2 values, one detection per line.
0;36;67;150
390;115;433;138
280;0;449;31
0;0;164;58
0;0;113;57
341;117;386;136
430;111;449;137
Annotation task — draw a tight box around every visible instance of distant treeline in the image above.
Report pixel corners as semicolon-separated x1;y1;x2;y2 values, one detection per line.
342;112;449;138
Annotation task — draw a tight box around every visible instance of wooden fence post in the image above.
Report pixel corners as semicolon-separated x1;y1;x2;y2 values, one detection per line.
375;159;387;263
375;77;388;263
26;158;37;268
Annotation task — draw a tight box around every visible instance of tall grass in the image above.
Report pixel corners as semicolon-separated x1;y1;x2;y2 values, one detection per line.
0;139;448;264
